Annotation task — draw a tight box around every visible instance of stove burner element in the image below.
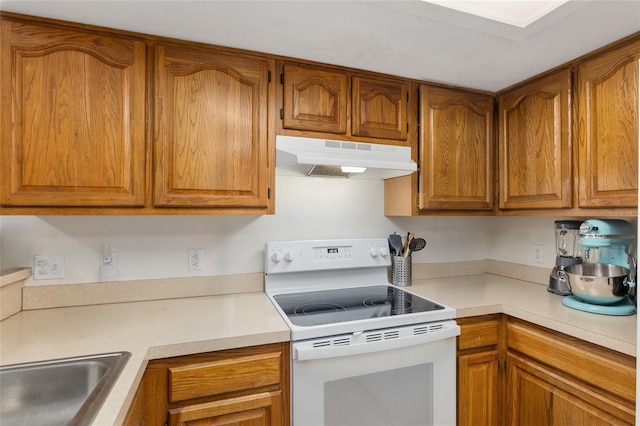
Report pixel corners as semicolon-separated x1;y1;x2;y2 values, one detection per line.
294;303;347;316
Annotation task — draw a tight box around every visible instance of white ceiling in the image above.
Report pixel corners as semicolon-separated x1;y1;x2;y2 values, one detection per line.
2;0;640;92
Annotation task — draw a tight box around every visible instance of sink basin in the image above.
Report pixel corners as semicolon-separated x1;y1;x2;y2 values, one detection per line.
0;352;130;426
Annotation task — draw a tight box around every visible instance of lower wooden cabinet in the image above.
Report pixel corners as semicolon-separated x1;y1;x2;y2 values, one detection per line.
456;315;636;426
124;342;290;426
457;315;503;426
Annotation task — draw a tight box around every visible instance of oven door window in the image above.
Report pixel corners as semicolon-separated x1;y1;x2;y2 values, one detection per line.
325;363;433;426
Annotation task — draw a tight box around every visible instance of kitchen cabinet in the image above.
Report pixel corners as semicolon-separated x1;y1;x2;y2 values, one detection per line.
456;315;503;426
0;16;146;208
137;342;289;426
506;318;635;425
457;316;636;426
0;14;276;215
497;68;572;210
384;85;494;215
577;37;640;209
280;62;410;143
153;43;274;209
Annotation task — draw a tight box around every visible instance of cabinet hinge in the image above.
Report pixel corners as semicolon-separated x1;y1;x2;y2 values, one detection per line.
268;70;272;83
280;73;284;84
268;187;272;199
406;93;409;102
280;108;284;120
406;122;409;132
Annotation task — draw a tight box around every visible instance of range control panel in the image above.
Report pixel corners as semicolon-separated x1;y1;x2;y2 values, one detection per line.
265;239;390;274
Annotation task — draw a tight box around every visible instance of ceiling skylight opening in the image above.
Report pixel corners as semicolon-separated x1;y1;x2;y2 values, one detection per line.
423;0;570;28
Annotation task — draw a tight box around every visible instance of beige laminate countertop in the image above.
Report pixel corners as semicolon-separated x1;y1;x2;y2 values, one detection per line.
0;273;636;425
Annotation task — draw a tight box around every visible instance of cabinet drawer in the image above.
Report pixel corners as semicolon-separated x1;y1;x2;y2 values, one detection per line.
507;319;635;403
458;318;499;350
169;352;282;403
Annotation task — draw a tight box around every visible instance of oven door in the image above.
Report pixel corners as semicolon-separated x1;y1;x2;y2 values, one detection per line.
291;320;459;426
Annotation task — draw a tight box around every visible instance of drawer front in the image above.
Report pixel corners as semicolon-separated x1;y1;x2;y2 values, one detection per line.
169;352;281;403
458;319;499;350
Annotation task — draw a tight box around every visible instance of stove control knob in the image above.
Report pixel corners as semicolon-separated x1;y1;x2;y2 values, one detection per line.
369;248;379;258
271;252;282;263
378;247;389;257
284;251;294;262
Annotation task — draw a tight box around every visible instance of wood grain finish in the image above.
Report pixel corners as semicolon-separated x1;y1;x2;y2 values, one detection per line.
352;75;408;140
419;85;494;210
577;38;640;208
139;343;289;426
0;18;146;207
507;352;633;425
282;63;348;134
169;391;282;426
458;350;500;426
169;352;281;403
153;43;272;208
498;68;572;210
507;320;636;404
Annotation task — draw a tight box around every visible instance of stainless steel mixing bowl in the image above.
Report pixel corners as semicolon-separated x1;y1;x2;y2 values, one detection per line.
564;263;631;305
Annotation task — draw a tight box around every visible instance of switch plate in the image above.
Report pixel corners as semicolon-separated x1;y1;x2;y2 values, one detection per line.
532;244;544;263
34;255;65;280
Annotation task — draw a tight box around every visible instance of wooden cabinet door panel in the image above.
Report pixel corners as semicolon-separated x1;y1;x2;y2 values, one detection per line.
0;19;146;207
154;44;271;208
169;391;282;426
577;39;640;208
498;69;572;209
458;350;499;426
507;353;634;426
420;85;494;210
352;76;408;140
282;63;348;134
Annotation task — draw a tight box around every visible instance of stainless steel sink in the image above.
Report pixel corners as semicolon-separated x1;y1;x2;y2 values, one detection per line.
0;352;130;426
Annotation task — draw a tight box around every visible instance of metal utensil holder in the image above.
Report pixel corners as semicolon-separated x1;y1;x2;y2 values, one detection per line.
391;255;412;287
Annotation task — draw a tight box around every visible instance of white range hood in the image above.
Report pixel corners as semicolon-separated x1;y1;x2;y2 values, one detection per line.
275;135;417;179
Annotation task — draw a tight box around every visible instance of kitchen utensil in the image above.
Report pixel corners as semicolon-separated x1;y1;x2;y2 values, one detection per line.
564;263;632;305
388;233;403;256
406;238;426;256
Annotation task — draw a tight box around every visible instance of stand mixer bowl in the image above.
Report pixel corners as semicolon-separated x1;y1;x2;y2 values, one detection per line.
564;263;631;305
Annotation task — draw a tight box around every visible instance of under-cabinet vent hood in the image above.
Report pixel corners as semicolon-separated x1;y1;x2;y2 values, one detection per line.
276;135;417;179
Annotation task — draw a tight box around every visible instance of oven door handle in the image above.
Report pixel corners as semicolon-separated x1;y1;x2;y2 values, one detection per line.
293;324;460;361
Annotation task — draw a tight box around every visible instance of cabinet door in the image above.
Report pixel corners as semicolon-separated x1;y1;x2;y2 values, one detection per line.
352;76;408;140
498;68;572;210
0;19;146;207
577;39;640;208
154;44;272;208
169;391;282;426
282;63;348;134
419;85;494;210
458;350;500;426
506;353;633;426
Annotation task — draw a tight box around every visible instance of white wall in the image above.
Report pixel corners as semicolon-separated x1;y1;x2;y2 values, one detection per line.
0;175;625;286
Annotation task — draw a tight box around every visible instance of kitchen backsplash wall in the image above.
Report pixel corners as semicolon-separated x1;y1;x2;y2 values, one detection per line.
2;175;630;286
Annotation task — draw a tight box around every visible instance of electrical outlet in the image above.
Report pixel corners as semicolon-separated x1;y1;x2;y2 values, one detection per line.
532;244;544;263
34;254;65;280
188;249;202;271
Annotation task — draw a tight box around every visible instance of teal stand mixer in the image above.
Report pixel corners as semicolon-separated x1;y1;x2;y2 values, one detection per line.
562;219;637;315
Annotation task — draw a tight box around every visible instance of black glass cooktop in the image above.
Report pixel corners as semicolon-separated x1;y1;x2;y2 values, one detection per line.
273;285;444;327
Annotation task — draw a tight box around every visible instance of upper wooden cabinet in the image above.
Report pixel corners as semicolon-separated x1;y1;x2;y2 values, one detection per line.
577;37;640;208
0;18;146;207
282;63;348;134
497;68;572;210
281;62;410;143
153;43;273;209
419;85;494;211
